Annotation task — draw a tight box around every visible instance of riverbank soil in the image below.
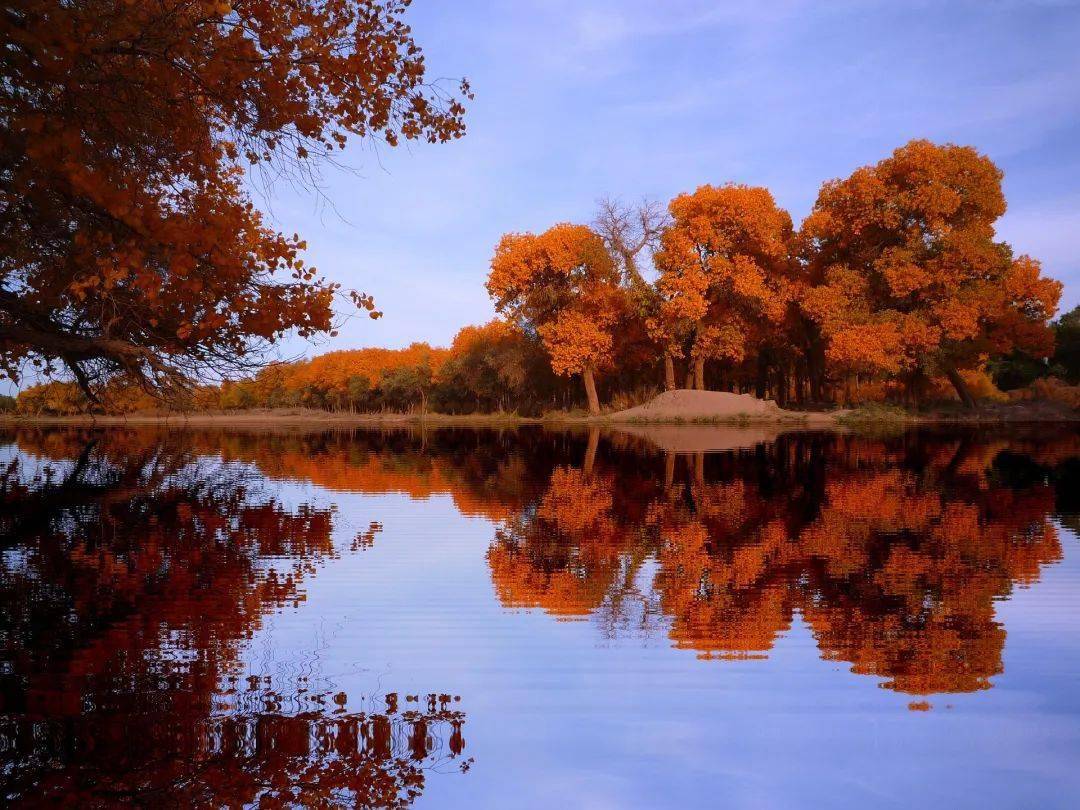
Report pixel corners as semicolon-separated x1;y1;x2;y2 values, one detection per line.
605;389;833;423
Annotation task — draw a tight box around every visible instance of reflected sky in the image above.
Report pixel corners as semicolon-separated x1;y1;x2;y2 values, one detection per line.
1;426;1078;808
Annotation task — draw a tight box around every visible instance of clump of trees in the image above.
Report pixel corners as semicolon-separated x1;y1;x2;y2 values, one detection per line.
211;331;568;415
799;141;1060;408
483;140;1064;414
990;305;1080;390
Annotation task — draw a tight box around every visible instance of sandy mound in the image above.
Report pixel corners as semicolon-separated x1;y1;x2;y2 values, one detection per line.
608;389;793;422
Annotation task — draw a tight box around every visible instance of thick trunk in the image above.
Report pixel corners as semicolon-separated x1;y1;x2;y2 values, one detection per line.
582;366;601;415
905;371;922;410
693;357;705;390
810;366;823;402
685;369;694;389
663;354;676;391
806;331;825;402
944;364;976;409
0;320;175;395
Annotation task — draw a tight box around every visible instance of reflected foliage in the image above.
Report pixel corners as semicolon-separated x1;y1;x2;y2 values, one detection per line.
0;425;1076;804
0;431;469;806
69;423;1073;697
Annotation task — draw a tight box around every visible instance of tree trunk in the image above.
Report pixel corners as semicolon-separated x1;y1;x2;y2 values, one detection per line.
755;355;768;399
944;364;976;409
685;369;694;389
663;354;676;391
693;357;705;390
582;366;601;415
806;333;825;403
775;365;788;407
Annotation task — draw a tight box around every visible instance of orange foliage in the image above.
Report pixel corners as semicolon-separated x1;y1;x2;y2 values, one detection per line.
15;378;165;414
258;343;449;409
0;0;468;396
487;224;625;413
800;140;1062;401
1009;376;1080;410
653;185;798;371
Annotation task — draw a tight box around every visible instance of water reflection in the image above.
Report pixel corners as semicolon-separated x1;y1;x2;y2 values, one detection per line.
0;424;1077;803
0;433;470;806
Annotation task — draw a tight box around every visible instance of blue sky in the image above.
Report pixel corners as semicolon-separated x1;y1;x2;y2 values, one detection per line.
264;0;1080;358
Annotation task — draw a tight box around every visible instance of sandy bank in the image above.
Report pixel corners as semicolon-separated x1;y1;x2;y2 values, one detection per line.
604;389;837;424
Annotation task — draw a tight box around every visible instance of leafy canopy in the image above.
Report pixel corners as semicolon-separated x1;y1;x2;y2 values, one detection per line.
799;140;1061;377
0;0;469;397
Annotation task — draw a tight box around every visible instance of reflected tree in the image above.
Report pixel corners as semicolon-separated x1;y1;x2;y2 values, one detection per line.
0;433;471;806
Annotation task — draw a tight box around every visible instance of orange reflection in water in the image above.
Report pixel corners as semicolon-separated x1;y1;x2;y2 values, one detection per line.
1;423;1076;804
490;430;1071;695
0;432;470;807
146;424;1071;697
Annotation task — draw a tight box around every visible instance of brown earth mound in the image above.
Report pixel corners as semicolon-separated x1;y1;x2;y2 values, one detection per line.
607;389;820;422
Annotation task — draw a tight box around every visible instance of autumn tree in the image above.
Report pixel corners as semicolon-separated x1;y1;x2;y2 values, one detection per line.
487;224;624;414
653;185;797;392
591;196;674;389
0;0;469;400
800;140;1061;407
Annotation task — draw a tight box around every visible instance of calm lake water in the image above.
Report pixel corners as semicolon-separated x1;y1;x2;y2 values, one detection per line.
1;425;1078;808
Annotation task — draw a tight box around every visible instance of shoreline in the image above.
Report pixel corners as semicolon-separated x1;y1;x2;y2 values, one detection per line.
1;404;1077;428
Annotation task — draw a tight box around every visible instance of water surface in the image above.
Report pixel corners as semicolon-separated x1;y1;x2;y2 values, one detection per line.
1;425;1078;808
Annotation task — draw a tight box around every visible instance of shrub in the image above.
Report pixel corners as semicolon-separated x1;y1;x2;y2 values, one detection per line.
1009;377;1080;410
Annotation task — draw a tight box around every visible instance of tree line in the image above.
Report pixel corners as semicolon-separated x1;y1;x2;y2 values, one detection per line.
9;138;1078;417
